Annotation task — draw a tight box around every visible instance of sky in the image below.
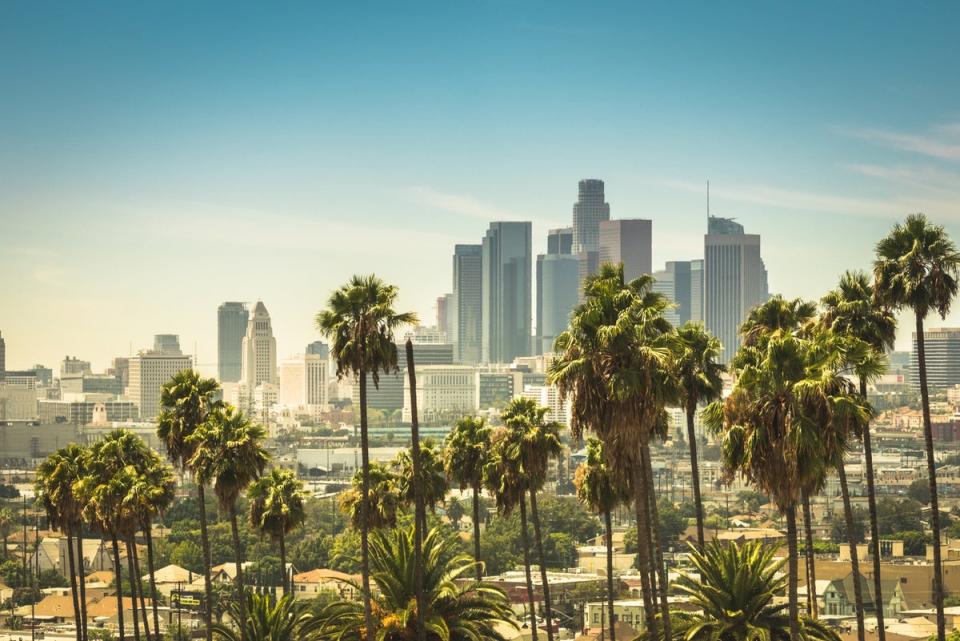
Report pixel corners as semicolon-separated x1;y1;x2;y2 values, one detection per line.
2;2;960;373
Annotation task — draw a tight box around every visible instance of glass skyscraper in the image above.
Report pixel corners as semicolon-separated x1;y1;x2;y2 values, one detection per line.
218;302;249;382
481;221;532;363
537;227;578;355
452;244;483;364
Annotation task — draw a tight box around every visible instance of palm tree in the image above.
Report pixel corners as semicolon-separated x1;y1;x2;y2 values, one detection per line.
211;593;322;641
339;462;401;530
672;322;725;548
393;439;449;531
0;507;13;561
821;270;896;641
549;263;675;639
188;405;270;641
36;444;89;641
248;468;307;597
319;525;516;641
443;416;491;580
574;438;628;641
640;540;839;641
316;274;417;640
157;369;221;641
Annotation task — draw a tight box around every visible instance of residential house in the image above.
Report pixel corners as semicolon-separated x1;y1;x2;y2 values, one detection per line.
291;568;359;601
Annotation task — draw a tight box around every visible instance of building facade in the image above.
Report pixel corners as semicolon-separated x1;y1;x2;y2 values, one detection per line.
452;244;483;364
218;302;249;382
241;301;278;389
598;218;653;282
126;351;193;419
481;222;532;363
911;328;960;391
402;365;477;422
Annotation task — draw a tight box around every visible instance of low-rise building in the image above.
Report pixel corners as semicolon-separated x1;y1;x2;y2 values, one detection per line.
291;568;359;600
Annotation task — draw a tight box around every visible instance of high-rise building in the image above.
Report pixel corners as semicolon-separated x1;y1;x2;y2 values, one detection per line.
126;350;193;419
572;180;611;292
153;334;182;355
306;341;329;359
351;342;455;414
0;331;5;382
652;260;695;326
436;293;454;340
61;356;91;377
452;244;483;364
911;328;960;391
536;228;579;355
280;354;329;408
690;259;704;323
108;357;130;390
599;219;653;281
704;216;769;362
482;221;532;363
218;302;249;382
241;301;278;389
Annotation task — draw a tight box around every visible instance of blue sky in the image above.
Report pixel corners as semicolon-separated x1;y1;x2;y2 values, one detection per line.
2;2;959;371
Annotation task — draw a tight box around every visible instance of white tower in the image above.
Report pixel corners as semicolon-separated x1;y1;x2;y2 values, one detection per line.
241;301;278;389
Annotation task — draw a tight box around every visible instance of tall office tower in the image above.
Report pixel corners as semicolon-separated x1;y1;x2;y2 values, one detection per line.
0;331;5;382
436;293;454;340
536;227;578;355
280;354;329;407
690;259;704;323
306;341;329;359
218;302;249;382
127;349;193;419
911;328;960;390
572;180;611;293
153;334;182;355
599;219;653;281
60;356;91;377
652;261;695;326
452;244;483;364
704;216;769;363
241;301;278;389
482;222;532;363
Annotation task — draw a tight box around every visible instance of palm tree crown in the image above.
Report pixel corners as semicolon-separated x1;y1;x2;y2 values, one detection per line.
248;468;307;542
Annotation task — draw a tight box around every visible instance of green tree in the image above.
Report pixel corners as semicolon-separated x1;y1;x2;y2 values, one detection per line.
908;479;931;505
443;416;491;579
248;467;307;596
392;439;448;524
211;593;322;641
317;274;416;641
338;463;401;530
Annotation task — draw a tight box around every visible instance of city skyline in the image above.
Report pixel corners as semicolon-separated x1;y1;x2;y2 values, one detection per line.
3;3;960;369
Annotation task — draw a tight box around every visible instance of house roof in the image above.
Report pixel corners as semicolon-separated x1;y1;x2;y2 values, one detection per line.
292;568;357;583
85;570;115;585
87;596;153;619
828;572;876;609
144;564;194;584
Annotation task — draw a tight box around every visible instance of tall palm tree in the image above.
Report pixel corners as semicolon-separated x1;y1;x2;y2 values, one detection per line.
157;370;221;641
0;507;13;561
574;438;628;641
339;462;402;530
212;593;323;641
875;213;960;641
672;322;725;548
316;274;417;641
248;468;307;597
821;270;896;641
443;416;491;580
36;444;89;641
188;405;270;641
319;525;516;641
549;263;675;639
641;540;839;641
393;439;448;531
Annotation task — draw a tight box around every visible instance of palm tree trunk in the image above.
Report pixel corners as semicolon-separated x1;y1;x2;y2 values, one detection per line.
145;524;161;641
279;533;288;597
358;359;375;641
126;539;142;641
76;527;88;641
196;483;213;641
643;444;671;640
131;538;150;641
518;497;539;641
785;505;800;641
916;315;945;641
229;508;247;641
66;530;83;641
472;479;483;582
838;462;865;641
604;508;616;641
404;340;427;641
860;376;886;641
801;491;818;618
529;490;555;641
686;402;705;548
112;534;126;641
632;465;657;640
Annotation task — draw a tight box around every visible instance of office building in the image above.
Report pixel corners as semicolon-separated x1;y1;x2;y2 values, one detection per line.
60;373;123;396
572;179;611;290
437;293;454;340
548;227;573;255
911;328;960;391
306;341;329;359
61;356;91;377
521;384;569;426
39;398;139;425
280;354;329;408
126;350;193;419
652;260;696;326
690;259;704;323
0;331;5;382
704;216;769;362
107;357;130;389
599;218;653;281
536;228;579;354
153;334;182;355
482;221;532;363
476;369;524;409
352;342;454;414
402;364;478;422
452;244;483;364
242;301;278;389
218;302;249;382
30;365;54;387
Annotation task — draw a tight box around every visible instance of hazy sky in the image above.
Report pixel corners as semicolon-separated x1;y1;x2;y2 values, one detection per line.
2;2;960;373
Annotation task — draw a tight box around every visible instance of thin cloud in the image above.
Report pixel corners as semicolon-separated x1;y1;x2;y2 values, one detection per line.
405;185;556;226
839;124;960;162
844;163;960;194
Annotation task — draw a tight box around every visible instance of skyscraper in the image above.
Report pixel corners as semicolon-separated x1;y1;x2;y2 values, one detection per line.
690;259;704;323
652;260;694;326
911;328;960;391
0;331;5;382
452;244;483;364
599;218;653;281
482;222;532;363
127;348;193;419
153;334;182;355
218;302;249;382
305;341;329;358
241;301;278;389
436;293;454;340
572;179;611;292
704;216;769;362
536;227;578;355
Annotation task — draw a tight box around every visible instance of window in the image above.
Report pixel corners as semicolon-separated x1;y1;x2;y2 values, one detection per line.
593;613;599;624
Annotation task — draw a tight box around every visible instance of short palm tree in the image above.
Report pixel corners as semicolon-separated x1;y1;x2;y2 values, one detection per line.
319;525;516;641
672;322;725;548
339;462;401;530
248;468;307;596
188;405;270;641
443;416;491;580
317;274;417;640
574;438;628;641
393;438;448;531
0;507;14;561
875;213;960;641
157;369;221;641
640;540;839;641
212;592;322;641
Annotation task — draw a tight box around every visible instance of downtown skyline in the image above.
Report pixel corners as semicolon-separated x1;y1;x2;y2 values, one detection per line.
3;2;960;370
